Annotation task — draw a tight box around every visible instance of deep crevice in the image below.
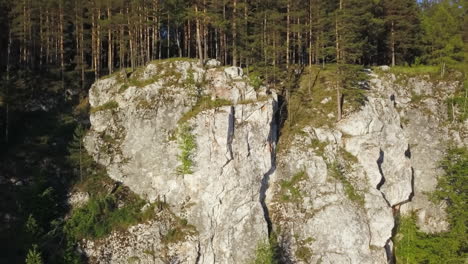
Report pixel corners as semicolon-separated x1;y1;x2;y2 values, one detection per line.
259;98;280;236
226;106;235;160
260;166;275;236
409;168;415;201
384;239;395;264
195;241;201;264
405;144;411;159
376;149;385;190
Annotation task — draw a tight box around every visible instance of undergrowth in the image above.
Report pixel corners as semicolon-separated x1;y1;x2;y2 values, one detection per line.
90;100;118;113
394;147;468;263
328;162;364;207
176;124;197;175
278;171;307;203
178;96;232;124
279;64;367;151
65;190;155;240
250;238;279;264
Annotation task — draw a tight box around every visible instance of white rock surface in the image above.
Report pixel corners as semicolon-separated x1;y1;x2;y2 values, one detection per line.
84;60;272;263
83;60;465;263
205;59;221;68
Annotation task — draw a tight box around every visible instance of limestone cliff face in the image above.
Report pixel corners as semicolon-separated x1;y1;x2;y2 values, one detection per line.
83;61;465;264
84;59;274;263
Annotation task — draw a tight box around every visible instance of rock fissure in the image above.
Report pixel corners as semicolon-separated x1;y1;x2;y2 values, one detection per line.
81;61;461;264
260;165;275;236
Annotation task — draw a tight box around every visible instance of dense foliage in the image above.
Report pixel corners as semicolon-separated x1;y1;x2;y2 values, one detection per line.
394;147;468;263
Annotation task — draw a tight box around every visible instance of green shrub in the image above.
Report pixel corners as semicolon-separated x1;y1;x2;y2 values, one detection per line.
295;246;312;261
25;244;43;264
248;71;263;90
394;147;468;263
161;217;197;244
250;240;278;264
176;124;197;175
65;193;154;240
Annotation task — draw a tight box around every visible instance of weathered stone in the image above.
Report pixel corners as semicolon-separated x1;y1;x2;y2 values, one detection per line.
83;60;464;263
205;59;221;68
84;60;273;263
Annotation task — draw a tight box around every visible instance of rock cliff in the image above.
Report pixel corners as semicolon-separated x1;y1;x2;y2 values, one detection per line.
83;60;465;263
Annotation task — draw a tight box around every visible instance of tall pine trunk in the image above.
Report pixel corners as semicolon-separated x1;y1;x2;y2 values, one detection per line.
391;21;395;67
232;0;237;66
108;7;113;74
195;5;203;64
286;1;290;68
59;1;65;89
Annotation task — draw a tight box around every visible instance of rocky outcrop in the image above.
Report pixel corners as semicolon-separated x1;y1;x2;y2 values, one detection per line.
83;60;464;263
84;59;274;263
374;73;466;233
267;72;415;263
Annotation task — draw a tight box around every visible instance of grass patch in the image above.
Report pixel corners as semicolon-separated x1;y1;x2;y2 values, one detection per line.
278;171;307;203
176;124;197;175
310;138;328;157
279;64;367;151
394;147;468;263
338;148;359;164
446;80;468;122
178;96;232;124
375;64;464;85
329;162;364;207
90;100;118;113
389;65;440;76
137;99;156;110
294;236;314;261
249;238;279;264
295;246;312;262
114;58;199;90
161;217;197;244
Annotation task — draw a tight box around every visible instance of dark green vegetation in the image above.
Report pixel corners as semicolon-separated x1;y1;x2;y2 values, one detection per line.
394;147;468;263
250;237;280;264
176;124;197;175
65;188;155;240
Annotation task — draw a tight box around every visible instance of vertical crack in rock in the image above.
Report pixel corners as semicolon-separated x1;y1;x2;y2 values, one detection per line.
260;166;274;236
376;148;391;211
220;107;235;175
404;144;411;159
260;101;279;236
195;241;201;264
384;239;395;264
226;106;235;161
376;149;385;191
376;148;394;262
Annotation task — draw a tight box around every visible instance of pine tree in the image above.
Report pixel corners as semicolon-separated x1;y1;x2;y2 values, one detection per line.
383;0;421;66
421;0;464;65
25;244;43;264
